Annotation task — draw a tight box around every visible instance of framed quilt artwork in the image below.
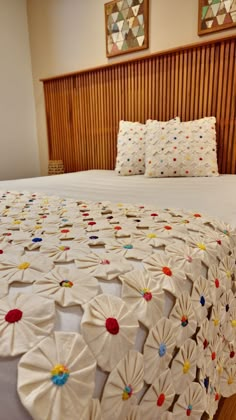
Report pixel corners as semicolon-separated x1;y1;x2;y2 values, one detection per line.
104;0;149;58
198;0;236;35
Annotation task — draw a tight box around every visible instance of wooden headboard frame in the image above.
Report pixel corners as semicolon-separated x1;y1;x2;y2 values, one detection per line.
41;35;236;174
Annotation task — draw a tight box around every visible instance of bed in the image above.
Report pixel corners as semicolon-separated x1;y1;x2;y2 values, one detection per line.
0;168;236;420
1;33;236;420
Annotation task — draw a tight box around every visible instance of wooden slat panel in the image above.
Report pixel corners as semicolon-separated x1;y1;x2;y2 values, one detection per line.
42;36;236;174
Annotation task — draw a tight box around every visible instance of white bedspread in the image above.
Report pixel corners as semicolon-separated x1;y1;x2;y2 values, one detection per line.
0;170;236;420
0;170;236;227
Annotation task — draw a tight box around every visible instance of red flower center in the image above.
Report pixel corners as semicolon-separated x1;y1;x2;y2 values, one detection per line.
162;266;172;276
0;250;3;254
157;393;165;407
164;225;172;230
61;229;70;233
230;351;235;358
194;213;201;218
5;308;23;323
203;339;208;349
212;351;216;361
215;278;220;288
151;213;158;217
105;318;119;335
217;240;222;245
88;221;96;226
114;226;122;230
215;393;220;401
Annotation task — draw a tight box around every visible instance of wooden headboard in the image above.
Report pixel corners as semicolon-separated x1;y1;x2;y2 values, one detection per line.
41;35;236;174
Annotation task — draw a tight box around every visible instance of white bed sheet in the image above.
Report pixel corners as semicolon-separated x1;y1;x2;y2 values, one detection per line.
0;170;235;226
0;170;236;420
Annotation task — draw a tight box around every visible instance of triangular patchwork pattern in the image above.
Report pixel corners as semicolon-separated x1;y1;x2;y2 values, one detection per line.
105;0;148;56
200;0;236;30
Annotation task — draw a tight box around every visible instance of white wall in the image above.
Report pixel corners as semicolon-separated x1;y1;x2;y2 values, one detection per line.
27;0;236;175
0;0;39;180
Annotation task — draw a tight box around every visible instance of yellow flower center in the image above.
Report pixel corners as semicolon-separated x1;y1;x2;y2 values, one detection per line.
231;320;236;327
34;225;42;230
197;243;206;251
147;233;157;239
228;376;234;385
214;319;219;326
226;271;232;279
18;262;30;270
13;220;21;225
183;360;191;374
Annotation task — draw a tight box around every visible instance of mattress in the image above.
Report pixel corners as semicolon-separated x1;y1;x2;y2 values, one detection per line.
0;170;236;420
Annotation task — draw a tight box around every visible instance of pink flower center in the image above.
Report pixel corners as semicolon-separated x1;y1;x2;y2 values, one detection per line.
100;259;110;265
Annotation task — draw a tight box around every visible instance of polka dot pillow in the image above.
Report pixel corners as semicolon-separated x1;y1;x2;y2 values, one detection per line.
144;117;219;177
115;118;180;176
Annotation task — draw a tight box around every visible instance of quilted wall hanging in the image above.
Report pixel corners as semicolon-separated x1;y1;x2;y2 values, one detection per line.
104;0;149;57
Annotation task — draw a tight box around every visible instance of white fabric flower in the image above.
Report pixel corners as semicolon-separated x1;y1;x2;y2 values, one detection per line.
120;270;164;329
140;369;175;419
22;234;46;250
33;267;101;307
81;294;139;371
218;256;236;290
209;302;222;336
196;318;213;368
222;306;236;342
220;289;236;323
101;350;144;420
185;233;218;267
150;222;187;239
0;254;54;284
223;340;236;366
143;317;177;384
208;264;226;305
171;338;197;393
165;242;202;282
143;254;186;298
169;292;197;347
75;252;133;281
17;332;97;420
211;220;236;247
105;238;152;260
220;365;236;397
191;276;211;324
132;229;167;248
173;382;206;419
0;293;55;356
205;335;224;377
124;405;142;420
0;241;24;258
40;241;89;263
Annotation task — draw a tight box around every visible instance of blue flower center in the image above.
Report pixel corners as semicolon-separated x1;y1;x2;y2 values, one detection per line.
159;343;167;357
123;244;133;249
32;237;43;243
200;295;205;306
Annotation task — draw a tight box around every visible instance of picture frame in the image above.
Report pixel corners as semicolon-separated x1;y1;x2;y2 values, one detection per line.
198;0;236;36
104;0;149;58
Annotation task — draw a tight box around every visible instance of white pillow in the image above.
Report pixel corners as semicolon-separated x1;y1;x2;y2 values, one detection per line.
115;120;145;176
144;117;219;177
115;118;180;176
